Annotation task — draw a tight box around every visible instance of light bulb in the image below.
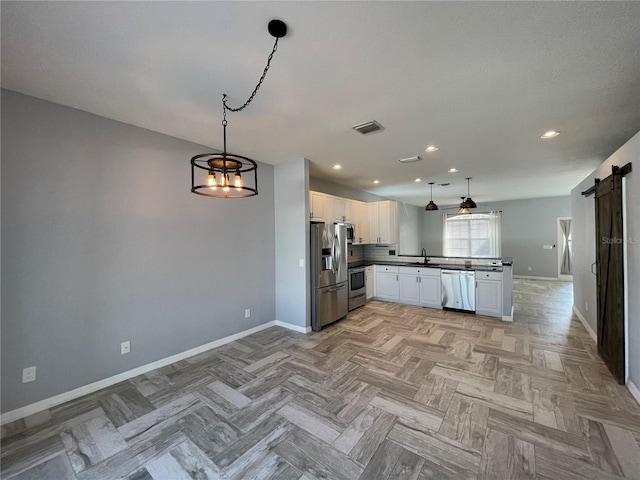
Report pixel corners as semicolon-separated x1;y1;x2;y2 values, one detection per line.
207;172;217;190
234;171;242;188
223;173;230;192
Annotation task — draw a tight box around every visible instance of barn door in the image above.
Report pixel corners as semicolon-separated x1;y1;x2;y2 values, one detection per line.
594;172;625;384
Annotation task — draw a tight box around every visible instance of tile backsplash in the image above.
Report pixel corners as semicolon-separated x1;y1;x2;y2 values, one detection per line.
349;244;502;267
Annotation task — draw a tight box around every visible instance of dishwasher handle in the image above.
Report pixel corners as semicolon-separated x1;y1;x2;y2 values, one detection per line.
441;270;475;276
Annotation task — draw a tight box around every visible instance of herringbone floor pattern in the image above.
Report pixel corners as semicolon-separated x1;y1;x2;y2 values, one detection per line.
2;279;640;479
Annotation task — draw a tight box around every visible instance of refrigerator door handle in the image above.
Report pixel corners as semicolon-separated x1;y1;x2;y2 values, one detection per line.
333;234;341;275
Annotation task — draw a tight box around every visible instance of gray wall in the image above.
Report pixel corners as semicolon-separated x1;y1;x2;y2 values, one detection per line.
309;177;384;203
398;202;423;255
421;196;571;277
1;90;276;413
571;131;639;389
275;159;310;329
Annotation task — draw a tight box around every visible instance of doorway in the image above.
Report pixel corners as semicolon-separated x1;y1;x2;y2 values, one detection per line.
557;217;572;281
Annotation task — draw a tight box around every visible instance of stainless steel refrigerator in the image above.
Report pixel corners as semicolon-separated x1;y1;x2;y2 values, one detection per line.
311;223;348;331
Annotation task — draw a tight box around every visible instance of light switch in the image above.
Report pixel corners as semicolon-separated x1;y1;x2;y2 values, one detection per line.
299;259;304;267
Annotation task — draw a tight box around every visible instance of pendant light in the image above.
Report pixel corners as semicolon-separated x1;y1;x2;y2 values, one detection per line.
190;19;288;198
457;197;470;214
425;182;439;211
459;177;477;210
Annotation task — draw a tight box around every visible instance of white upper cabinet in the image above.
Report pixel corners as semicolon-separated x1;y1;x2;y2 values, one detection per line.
309;191;397;244
353;201;369;244
368;202;380;243
310;191;328;221
331;196;345;222
368;200;397;244
329;197;354;223
344;199;354;223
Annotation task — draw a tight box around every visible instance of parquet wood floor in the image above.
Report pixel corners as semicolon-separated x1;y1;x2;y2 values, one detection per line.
2;279;640;479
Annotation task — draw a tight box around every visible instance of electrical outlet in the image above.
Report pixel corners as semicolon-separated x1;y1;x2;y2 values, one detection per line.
121;341;131;355
299;259;304;268
528;266;532;271
245;308;251;318
22;366;37;383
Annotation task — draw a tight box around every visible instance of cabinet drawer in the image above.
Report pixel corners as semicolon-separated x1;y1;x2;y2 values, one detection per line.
398;266;440;276
477;271;502;281
375;265;399;274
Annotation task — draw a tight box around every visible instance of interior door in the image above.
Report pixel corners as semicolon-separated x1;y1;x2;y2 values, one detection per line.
595;173;625;384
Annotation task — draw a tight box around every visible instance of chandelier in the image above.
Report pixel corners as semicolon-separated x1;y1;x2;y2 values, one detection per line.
191;20;287;198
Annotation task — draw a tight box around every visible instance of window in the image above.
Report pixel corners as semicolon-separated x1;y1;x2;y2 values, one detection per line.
443;212;501;258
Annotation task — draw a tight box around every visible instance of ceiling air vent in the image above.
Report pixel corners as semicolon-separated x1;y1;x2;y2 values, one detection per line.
351;120;384;135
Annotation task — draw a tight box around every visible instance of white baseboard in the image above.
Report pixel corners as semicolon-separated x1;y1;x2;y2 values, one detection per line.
513;275;559;281
502;305;514;322
1;320;293;426
275;320;312;333
628;380;640;406
572;305;597;343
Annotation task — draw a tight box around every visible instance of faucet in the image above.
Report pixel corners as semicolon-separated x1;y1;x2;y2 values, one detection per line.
421;248;428;264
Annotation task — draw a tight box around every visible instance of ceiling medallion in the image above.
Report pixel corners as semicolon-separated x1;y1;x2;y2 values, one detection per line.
190;19;288;198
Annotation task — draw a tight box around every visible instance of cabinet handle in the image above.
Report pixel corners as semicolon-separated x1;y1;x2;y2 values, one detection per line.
396;275;398;281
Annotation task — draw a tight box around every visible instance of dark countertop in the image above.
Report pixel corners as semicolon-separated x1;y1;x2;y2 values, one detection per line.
348;260;504;272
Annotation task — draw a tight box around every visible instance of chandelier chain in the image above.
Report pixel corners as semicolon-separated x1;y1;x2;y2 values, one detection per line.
222;38;279;115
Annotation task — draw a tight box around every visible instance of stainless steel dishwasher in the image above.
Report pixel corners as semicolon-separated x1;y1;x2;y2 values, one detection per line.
441;269;476;312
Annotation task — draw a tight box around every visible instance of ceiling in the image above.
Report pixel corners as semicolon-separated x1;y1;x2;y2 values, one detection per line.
2;1;639;207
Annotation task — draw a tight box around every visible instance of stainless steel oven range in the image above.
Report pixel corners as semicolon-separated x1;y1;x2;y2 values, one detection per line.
348;266;366;311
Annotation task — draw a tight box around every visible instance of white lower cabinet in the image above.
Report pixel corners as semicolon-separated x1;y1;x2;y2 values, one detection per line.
398;267;442;309
418;274;442;309
365;266;374;299
398;274;420;303
372;264;505;319
476;271;503;317
374;265;399;301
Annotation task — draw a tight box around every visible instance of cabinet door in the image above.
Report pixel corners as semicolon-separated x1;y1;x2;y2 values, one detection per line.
368;202;380;243
476;279;502;316
331;197;345;222
310;191;326;221
355;202;370;244
378;201;397;243
399;274;420;303
375;272;399;300
365;267;374;299
419;275;442;308
344;199;354;223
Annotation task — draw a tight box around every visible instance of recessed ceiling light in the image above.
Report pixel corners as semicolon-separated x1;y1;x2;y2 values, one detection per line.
332;164;342;170
541;130;560;139
373;180;380;184
425;145;438;152
414;178;422;183
448;168;458;173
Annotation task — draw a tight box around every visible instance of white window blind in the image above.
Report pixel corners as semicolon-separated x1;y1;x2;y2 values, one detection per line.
443;212;502;258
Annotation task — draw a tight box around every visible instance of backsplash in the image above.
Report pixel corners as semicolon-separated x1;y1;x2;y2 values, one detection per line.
348;244;365;262
354;244;503;267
